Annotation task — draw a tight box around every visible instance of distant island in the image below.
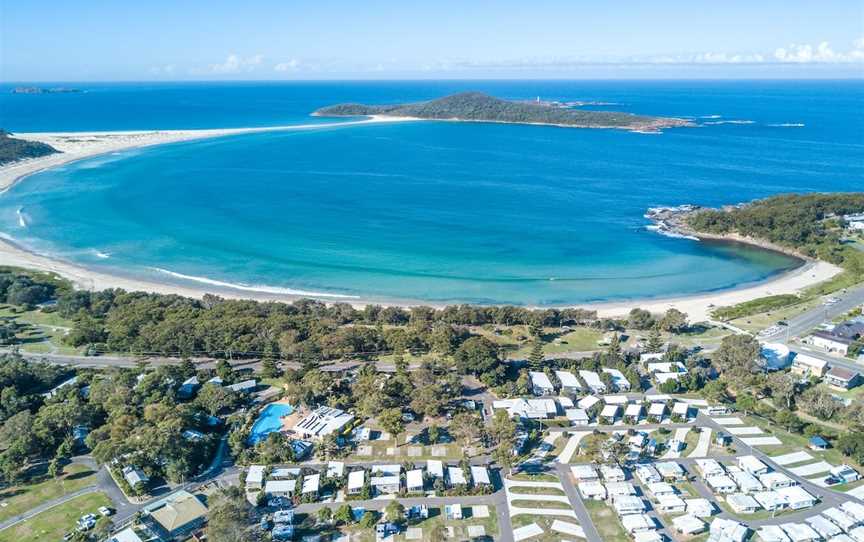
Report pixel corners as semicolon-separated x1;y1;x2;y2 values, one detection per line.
0;130;60;166
11;86;81;94
313;91;692;132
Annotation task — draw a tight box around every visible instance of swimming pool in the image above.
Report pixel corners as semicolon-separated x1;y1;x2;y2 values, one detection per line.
248;403;294;445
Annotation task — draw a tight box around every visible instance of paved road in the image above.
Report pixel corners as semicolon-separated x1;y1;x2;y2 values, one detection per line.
761;283;864;342
0;485;99;531
553;462;602;542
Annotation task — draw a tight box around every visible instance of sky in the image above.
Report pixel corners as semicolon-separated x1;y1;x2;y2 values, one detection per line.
2;0;864;81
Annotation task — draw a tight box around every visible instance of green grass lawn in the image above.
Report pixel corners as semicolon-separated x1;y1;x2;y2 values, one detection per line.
351;438;466;460
743;415;859;472
509;472;559;483
728;298;821;334
0;463;98;523
584;500;630;542
507;485;566;496
0;305;80;355
543;328;604;354
509;499;571;510
0;491;110;542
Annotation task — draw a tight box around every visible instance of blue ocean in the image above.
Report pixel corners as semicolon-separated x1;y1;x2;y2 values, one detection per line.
0;81;862;305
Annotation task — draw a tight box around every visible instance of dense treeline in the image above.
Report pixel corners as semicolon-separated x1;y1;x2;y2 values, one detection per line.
315;92;685;129
0;352;237;486
52;285;601;359
687;193;864;264
0;130;59;166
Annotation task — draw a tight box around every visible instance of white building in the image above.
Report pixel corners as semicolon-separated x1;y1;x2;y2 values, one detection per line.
806;515;842;539
347;470;365;495
579;481;607;500
695;458;725;478
738;455;769;475
327;461;344;479
566;408;590;425
777;486;818;510
571;464;599;482
607;482;637;499
579;370;606;394
470;466;491;486
447;466;467;486
730;469;764;493
578;395;601;411
685;498;716;518
600;464;626;483
823;507;859;532
621;514;656;533
780;523;821;542
727;493;761;514
656;494;687;514
672;401;691;419
406;469;424;493
302;474;320;495
648;402;667;419
613;495;646;515
264;479;296;498
646;482;676;499
426;460;444;479
710;518;749;542
371;475;400;494
635;465;662;484
493;398;557;419
293;406;354;439
758;526;791;542
673;514;706;535
655;461;685;480
246;465;265;490
831;464;860;483
625;404;643;422
759;471;796;490
706;474;738;494
529;371;555;396
754;490;787;512
555;370;582;393
602;367;631;392
600;404;620;423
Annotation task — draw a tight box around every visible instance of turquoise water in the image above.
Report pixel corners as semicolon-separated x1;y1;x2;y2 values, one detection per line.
248;403;295;444
0;81;862;305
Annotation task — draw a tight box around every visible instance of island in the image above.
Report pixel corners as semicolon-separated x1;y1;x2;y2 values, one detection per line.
313;91;693;132
0;130;59;166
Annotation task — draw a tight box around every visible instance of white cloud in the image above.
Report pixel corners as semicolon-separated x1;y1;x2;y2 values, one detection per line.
274;59;301;72
774;39;864;63
149;64;176;75
209;54;263;74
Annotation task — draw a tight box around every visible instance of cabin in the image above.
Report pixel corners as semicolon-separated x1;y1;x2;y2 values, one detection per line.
671;401;690;419
710;519;749;542
600;404;620;423
570;464;599;482
730;470;764;493
141;490;208;542
427;460;444;479
780;522;821;542
406;469;424;493
122;466;150;491
579;481;607;500
738;455;769;475
347;470;365;495
809;435;829;451
606;482;637;499
447;466;467;487
706;475;737;494
621;514;656;533
672;514;706;535
655;461;685;481
647;402;666;420
566;408;590;425
444;503;462;520
656;494;686;514
470;466;491;486
635;465;661;485
624;404;643;423
830;464;860;483
758;471;795;490
753;490;787;512
226;379;257;394
806;516;841;540
371;475;400;495
602;367;631;392
727;493;760;514
600;464;626;483
613;495;646;515
302;474;320;498
579;370;606;394
555;370;582;394
823;507;858;531
529;371;555;396
246;465;265;490
777;485;817;510
685;498;715;518
264;479;296;498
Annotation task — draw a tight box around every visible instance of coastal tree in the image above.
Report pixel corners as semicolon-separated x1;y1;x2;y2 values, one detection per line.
657;308;688;333
528;340;544;371
378;408;405;447
628;308;655;330
713;334;761;380
206;486;252;542
334;504;354;525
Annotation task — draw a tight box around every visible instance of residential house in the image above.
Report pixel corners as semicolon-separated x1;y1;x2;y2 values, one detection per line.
109;528;145;542
727;493;761;514
226;379;257;393
427;460;444;479
600;404;620;423
780;522;822;542
810;331;853;355
141;490;208;541
246;465;265;490
529;371;555;396
293;406;354;439
791;354;829;378
695;459;725;478
635;465;662;485
673;514;706;535
470;466;491;486
602;367;631;392
831;464;860;483
406;469;424;493
621;514;656;533
777;486;818;510
606;482;637;499
754;491;788;512
647;402;666;420
577;395;601;411
656;495;687;514
264;480;297;498
122;466;150;491
371;475;400;495
600;464;626;483
672;401;691;419
566;408;590;425
806;515;842;540
825;366;862;390
178;376;199;399
738;455;769;475
302;474;320;498
685;498;716;518
710;518;749;542
571;464;599;482
758;471;796;490
613;495;646;515
729;469;764;493
579;370;606;394
327;461;345;479
447;466;467;487
555;370;582;394
655;461;685;481
624;404;643;423
444;504;462;520
823;507;859;532
347;470;366;495
579;481;607;500
757;526;792;542
706;475;738;494
809;436;829;450
646;482;676;499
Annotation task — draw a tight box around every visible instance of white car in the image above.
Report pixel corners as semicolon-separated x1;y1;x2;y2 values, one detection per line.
98;506;113;517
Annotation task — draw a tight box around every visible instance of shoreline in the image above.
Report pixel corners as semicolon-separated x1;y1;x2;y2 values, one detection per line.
0;122;844;321
0;232;841;321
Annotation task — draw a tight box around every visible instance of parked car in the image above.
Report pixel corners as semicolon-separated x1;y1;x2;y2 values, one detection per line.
98;506;113;517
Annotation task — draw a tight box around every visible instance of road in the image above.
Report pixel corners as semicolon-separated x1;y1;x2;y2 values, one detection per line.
761;283;864;342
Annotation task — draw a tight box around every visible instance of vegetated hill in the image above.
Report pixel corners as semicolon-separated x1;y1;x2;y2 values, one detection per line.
0;130;59;166
313;92;691;131
687;193;864;264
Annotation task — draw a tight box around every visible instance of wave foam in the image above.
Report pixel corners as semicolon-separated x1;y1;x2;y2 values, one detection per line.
16;207;27;228
150;267;359;299
767;123;805;127
703;120;756;125
92;250;111;259
700;114;722;119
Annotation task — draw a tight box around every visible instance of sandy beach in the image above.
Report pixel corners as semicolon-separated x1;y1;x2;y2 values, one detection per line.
0;121;844;321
